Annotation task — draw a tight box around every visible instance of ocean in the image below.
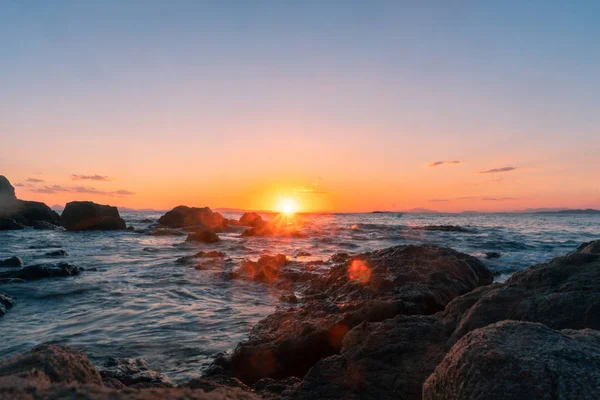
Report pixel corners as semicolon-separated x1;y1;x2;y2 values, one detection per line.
1;211;599;383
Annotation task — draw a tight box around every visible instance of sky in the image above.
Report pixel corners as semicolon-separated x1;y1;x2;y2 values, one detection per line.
1;1;599;212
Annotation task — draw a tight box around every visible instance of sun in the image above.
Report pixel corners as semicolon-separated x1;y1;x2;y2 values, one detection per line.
277;198;298;215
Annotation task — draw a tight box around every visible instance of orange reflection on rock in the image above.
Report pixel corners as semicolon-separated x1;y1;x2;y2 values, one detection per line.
328;323;350;349
348;259;371;283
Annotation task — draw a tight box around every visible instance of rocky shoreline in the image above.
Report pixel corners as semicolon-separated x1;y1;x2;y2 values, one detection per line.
1;238;599;399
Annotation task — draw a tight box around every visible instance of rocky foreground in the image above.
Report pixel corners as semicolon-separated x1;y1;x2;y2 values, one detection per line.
1;240;599;399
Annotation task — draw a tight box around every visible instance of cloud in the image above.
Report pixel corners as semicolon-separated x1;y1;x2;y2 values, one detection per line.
479;167;516;174
27;184;134;196
26;178;44;183
14;183;25;187
292;187;327;195
71;174;110;181
428;161;462;167
428;199;449;202
111;190;136;196
432;196;517;202
481;197;517;201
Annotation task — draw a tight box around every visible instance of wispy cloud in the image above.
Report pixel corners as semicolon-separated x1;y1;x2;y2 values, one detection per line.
71;174;110;181
479;167;516;174
112;190;135;196
28;184;134;197
429;161;462;167
481;197;517;201
26;178;44;183
292;187;327;195
430;195;517;202
14;183;25;187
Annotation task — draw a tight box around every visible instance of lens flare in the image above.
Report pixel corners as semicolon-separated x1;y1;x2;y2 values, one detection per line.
348;259;371;283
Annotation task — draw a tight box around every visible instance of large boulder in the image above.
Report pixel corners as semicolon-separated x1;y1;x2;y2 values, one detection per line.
0;256;24;267
423;321;600;400
0;175;17;206
0;218;24;230
61;201;126;231
448;239;600;344
0;176;59;227
158;206;227;230
238;212;265;227
186;229;221;244
0;262;82;282
216;245;493;384
0;344;103;385
0;292;15;317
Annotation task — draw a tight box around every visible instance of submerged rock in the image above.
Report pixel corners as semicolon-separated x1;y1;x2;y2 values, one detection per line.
0;344;103;385
99;357;172;388
217;245;493;384
0;256;24;267
0;292;15;316
484;251;501;259
45;250;69;257
412;225;475;233
145;228;186;236
186;230;221;243
61;201;126;231
158;206;227;230
33;220;60;230
0;262;82;281
176;251;226;264
423;321;600;400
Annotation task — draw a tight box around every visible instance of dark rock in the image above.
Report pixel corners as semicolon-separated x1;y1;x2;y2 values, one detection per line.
423;321;600;400
0;175;17;204
237;254;289;283
158;206;227;230
186;374;249;392
449;239;600;344
412;225;475;233
238;212;265;227
484;251;501;259
33;220;60;230
0;256;24;267
146;228;186;236
139;218;154;223
253;377;301;398
0;292;15;316
176;251;226;264
0;344;103;385
0;218;24;230
61;201;126;231
0;176;59;227
186;230;221;243
220;245;493;384
0;262;82;281
99;357;172;388
45;250;69;257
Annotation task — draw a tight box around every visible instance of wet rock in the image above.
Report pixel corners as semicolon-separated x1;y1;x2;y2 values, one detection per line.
99;357;173;388
219;245;493;384
237;254;289;283
0;344;103;385
412;225;475;233
577;239;600;254
0;176;59;227
186;230;221;243
484;251;501;259
158;206;227;230
45;250;69;257
0;175;17;204
186;375;249;392
0;256;24;267
0;218;24;230
423;321;600;400
61;201;126;231
0;292;15;316
253;377;301;398
449;239;600;344
238;212;265;227
0;262;82;281
33;220;60;230
176;251;226;264
139;218;154;223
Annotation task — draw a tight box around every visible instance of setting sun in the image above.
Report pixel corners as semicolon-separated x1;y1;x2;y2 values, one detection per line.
277;198;298;214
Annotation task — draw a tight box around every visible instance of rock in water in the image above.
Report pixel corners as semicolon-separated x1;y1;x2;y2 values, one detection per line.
238;212;265;227
0;292;15;317
423;321;600;400
33;220;60;230
99;357;173;388
0;262;82;281
158;206;227;230
45;250;69;257
0;176;59;227
61;201;126;231
0;218;25;230
0;344;103;385
0;175;17;204
0;256;24;267
186;229;221;243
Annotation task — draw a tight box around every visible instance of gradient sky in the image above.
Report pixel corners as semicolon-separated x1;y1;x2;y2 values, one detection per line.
2;1;599;212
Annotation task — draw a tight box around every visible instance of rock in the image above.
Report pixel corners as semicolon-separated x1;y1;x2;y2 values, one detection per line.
412;225;475;233
0;176;60;227
0;292;15;317
449;239;600;344
0;262;82;281
484;251;501;259
158;206;227;230
423;321;600;400
577;240;600;254
99;357;172;388
0;175;17;204
288;315;448;400
0;218;24;230
45;250;69;257
61;201;126;231
0;344;103;385
33;220;60;230
238;212;265;227
146;228;186;236
237;254;289;283
218;245;493;384
186;375;250;392
139;218;154;223
186;230;221;243
176;251;226;264
253;377;301;398
0;256;24;267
